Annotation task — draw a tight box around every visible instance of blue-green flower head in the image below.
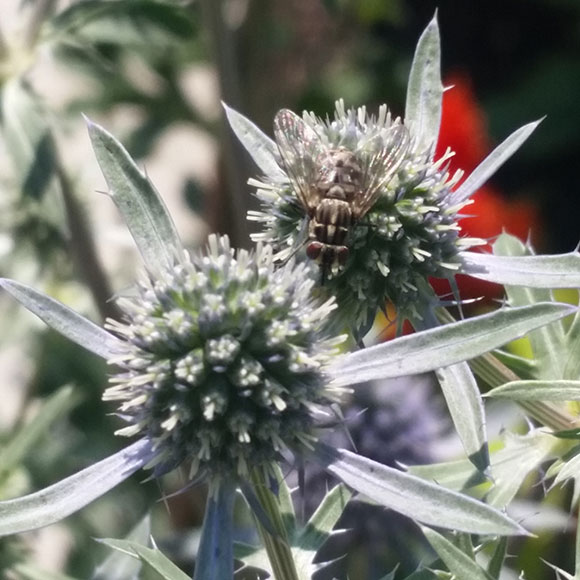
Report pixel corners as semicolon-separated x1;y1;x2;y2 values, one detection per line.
225;16;543;338
104;234;345;480
247;100;474;334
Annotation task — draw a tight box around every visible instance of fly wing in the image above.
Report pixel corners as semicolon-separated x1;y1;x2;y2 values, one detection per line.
353;124;411;219
273;109;326;212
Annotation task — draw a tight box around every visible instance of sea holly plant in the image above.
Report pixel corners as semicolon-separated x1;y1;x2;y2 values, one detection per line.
224;13;580;476
225;15;580;339
406;236;580;578
0;113;577;580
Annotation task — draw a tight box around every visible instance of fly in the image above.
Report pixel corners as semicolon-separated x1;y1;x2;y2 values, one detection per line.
273;109;410;276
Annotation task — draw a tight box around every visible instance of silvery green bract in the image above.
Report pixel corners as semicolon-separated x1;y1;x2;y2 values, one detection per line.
1;17;579;580
225;15;580;340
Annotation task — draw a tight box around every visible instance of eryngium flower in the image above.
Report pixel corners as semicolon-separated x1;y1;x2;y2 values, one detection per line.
105;235;344;480
247;100;475;334
225;17;545;339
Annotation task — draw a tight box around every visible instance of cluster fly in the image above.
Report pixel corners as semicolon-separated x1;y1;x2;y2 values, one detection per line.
274;109;411;276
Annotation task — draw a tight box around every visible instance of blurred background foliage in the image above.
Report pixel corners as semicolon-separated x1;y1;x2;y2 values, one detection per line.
0;0;579;578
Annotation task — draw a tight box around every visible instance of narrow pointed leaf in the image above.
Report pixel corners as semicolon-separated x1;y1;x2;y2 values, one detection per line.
97;539;190;580
404;13;443;150
450;120;541;204
487;537;508;580
0;385;80;477
436;363;489;473
194;481;236;580
421;527;494;580
487;430;557;508
294;484;351;575
1;79;63;217
490;234;571;377
313;443;527;535
564;300;580;381
463;250;580;288
86;118;182;274
93;515;151;580
487;380;580;400
223;102;286;180
543;561;575;580
328;303;577;387
0;439;152;536
0;278;123;359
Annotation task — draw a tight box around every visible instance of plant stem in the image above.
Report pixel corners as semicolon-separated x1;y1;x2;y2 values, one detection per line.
198;0;250;248
249;468;300;580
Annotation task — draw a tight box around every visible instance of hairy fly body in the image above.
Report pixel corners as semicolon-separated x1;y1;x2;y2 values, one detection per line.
273;109;410;275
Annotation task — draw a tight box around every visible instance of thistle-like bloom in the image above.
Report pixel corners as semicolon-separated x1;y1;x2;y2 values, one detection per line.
225;17;568;338
247;100;472;335
104;235;344;481
0;18;578;580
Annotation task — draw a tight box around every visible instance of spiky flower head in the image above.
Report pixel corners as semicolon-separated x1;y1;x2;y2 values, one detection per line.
247;99;483;336
104;234;344;481
225;18;546;340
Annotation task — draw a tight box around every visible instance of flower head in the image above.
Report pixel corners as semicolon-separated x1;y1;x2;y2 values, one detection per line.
105;234;344;480
226;20;545;338
249;99;478;334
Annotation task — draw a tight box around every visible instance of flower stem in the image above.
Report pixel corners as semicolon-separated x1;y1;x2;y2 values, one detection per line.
249;467;300;580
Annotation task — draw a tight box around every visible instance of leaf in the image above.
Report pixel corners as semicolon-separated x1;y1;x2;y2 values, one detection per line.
490;234;574;380
487;537;507;580
462;250;580;289
93;515;151;580
194;481;237;580
86;118;183;274
45;0;195;47
486;380;580;400
313;443;528;536
327;303;577;387
97;539;190;580
239;480;278;538
293;484;352;577
0;439;153;536
1;79;59;203
420;527;494;580
409;458;487;492
487;430;557;508
223;103;286;181
450;120;541;204
543;561;574;580
436;363;489;473
0;278;123;360
564;297;580;382
0;385;80;478
404;13;443;151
